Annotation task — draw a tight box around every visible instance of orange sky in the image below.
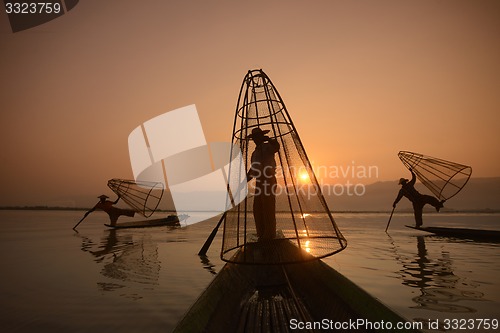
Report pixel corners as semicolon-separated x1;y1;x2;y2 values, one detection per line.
1;0;499;206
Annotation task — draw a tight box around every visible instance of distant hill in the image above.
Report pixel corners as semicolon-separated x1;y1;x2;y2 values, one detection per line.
3;177;498;213
324;177;500;212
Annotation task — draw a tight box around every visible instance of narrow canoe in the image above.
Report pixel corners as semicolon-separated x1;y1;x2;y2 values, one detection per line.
105;215;181;229
174;241;421;333
406;225;500;242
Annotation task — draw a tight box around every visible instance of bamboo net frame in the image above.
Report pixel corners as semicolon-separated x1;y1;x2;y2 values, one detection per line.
398;151;472;201
221;69;347;264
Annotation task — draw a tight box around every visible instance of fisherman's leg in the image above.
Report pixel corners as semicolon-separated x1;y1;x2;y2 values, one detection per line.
109;214;119;227
261;193;277;240
422;195;443;211
269;192;276;239
413;203;423;228
253;195;264;239
123;209;135;217
113;207;135;218
262;181;277;240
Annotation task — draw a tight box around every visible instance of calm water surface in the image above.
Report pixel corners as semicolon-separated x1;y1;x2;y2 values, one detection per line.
0;210;499;332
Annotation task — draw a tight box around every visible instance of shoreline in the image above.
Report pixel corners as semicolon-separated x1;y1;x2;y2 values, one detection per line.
0;206;499;214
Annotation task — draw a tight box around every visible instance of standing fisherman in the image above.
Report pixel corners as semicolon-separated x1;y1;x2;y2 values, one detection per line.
247;127;280;240
393;169;444;227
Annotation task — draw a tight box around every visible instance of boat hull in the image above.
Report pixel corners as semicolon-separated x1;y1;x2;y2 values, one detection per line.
174;242;420;332
105;215;180;229
406;225;500;242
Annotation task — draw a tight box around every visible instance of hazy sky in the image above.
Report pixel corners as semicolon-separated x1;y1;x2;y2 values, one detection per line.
1;0;499;206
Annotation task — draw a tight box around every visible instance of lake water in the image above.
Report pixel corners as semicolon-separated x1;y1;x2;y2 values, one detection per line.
0;210;499;332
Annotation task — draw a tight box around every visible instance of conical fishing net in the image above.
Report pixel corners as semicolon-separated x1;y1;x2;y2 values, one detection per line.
221;69;347;264
107;179;164;217
398;151;472;201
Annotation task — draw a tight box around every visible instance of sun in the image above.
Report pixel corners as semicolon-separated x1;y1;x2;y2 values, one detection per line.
299;170;310;183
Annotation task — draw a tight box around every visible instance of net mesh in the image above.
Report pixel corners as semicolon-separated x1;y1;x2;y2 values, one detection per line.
398;151;472;201
107;179;164;217
221;69;347;264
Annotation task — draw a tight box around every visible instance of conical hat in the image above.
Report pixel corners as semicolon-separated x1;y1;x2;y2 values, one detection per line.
247;127;270;138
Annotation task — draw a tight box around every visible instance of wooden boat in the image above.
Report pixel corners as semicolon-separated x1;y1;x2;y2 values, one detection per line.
174;241;421;333
406;225;500;242
105;214;183;229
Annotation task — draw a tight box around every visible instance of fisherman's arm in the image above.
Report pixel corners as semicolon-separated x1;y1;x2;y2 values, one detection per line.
113;196;121;204
84;203;98;217
247;162;258;181
246;170;253;182
393;190;403;208
409;169;416;186
267;137;280;153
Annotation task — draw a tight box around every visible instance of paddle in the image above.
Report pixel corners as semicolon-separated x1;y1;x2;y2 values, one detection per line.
73;210;92;230
198;177;248;256
198;212;226;256
385;206;396;232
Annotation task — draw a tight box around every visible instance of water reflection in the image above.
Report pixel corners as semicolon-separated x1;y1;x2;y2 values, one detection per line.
199;255;218;275
76;230;160;298
395;236;484;313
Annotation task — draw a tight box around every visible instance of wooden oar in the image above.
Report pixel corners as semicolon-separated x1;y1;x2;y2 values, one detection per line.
198;212;226;256
385;206;396;232
198;177;248;256
73;210;92;230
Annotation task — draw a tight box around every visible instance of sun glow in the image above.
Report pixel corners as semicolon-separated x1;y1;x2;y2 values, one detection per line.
305;240;311;253
299;170;310;183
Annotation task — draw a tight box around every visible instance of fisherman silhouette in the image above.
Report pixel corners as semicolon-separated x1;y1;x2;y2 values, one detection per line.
393;169;444;228
84;195;136;226
246;127;280;240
